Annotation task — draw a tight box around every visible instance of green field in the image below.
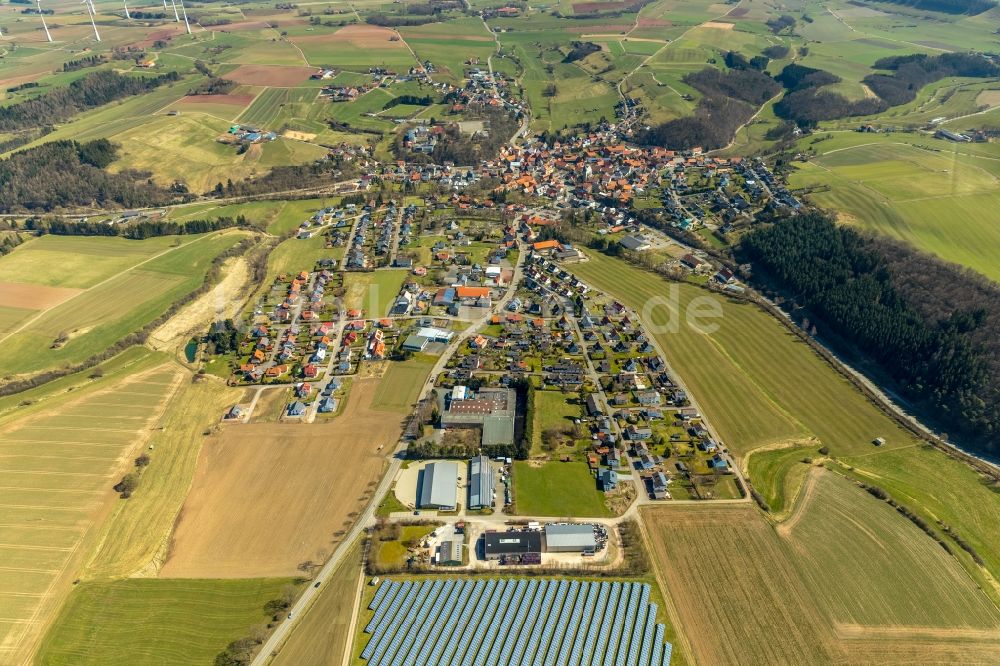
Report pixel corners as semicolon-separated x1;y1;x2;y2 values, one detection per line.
789;138;1000;281
513;461;612;517
744;446;815;518
0;363;178;661
572;250;1000;598
36;578;296;666
371;355;435;413
530;390;581;456
0;232;247;377
342;271;408;317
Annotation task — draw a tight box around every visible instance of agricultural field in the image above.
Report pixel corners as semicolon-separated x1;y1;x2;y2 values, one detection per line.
370;356;435;413
289;25;418;70
642;471;1000;666
572;251;1000;597
35;578;296;666
342;271;408;317
788;137;1000;281
159;377;404;578
0;231;247;378
82;377;243;580
513;461;612;518
0;363;181;662
272;541;364;666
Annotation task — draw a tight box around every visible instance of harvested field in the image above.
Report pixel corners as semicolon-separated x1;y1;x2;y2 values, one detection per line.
701;21;734;30
0;282;82;310
325;24;407;48
977;90;1000;107
642;471;1000;666
226;64;315;87
283;130;317;141
160;378;407;578
637;18;671;27
725;6;749;17
129;26;186;49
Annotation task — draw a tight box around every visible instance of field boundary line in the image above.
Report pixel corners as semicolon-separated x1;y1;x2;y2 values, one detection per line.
0;233;217;348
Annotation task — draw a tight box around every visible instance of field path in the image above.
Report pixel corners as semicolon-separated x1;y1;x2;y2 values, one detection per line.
0;233;218;348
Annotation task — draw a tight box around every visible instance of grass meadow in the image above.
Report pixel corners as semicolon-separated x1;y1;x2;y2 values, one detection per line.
370;355;436;413
530;390;582;457
36;578;296;665
789;137;1000;281
513;461;612;517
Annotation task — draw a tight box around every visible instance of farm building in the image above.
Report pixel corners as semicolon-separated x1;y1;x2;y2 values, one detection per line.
440;387;516;448
418;461;458;510
483;530;542;562
468;455;495;510
436;540;463;566
544;523;597;553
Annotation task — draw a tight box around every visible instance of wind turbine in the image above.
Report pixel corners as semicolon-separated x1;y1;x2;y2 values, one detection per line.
169;0;179;22
178;0;191;34
82;0;100;41
123;0;130;19
37;0;53;42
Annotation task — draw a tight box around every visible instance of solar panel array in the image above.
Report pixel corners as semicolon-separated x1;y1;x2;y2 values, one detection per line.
360;578;673;666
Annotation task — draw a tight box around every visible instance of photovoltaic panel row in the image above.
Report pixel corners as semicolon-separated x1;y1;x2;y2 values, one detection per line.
360;578;673;666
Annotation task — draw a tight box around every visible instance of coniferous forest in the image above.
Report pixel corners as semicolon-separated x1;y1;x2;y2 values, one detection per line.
739;213;999;454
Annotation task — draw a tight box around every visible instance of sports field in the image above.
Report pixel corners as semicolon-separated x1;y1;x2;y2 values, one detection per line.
789;139;1000;281
0;364;182;662
513;461;612;518
35;577;295;666
0;232;246;378
160;377;403;578
643;472;1000;666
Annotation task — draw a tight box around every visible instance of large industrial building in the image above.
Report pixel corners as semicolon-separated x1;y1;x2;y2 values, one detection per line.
482;530;542;563
440;386;516;448
418;461;458;510
468;455;495;510
544;523;598;553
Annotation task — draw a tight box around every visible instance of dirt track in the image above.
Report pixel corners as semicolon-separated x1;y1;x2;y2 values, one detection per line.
160;378;407;578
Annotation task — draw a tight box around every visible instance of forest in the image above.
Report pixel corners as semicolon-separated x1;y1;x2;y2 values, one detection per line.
637;64;780;150
0;70;181;132
739;213;999;453
774;63;885;125
24;214;250;239
861;0;996;15
863;53;999;107
0;139;176;212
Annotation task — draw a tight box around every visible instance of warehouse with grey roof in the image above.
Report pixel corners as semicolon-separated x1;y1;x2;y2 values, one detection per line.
544;523;598;553
468;455;494;510
418;461;458;510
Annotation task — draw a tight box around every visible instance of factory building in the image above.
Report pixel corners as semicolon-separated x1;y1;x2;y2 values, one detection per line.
482;530;542;563
544;523;598;553
418;461;458;510
468;455;495;510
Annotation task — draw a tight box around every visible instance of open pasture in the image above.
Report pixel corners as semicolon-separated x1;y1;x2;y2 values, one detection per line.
160;377;405;578
35;577;295;666
342;271;408;317
0;365;181;662
172;93;256;121
789;139;1000;281
0;232;245;377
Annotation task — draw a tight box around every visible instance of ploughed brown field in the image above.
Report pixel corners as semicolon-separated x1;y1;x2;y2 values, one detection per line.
0;282;82;310
160;378;408;578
